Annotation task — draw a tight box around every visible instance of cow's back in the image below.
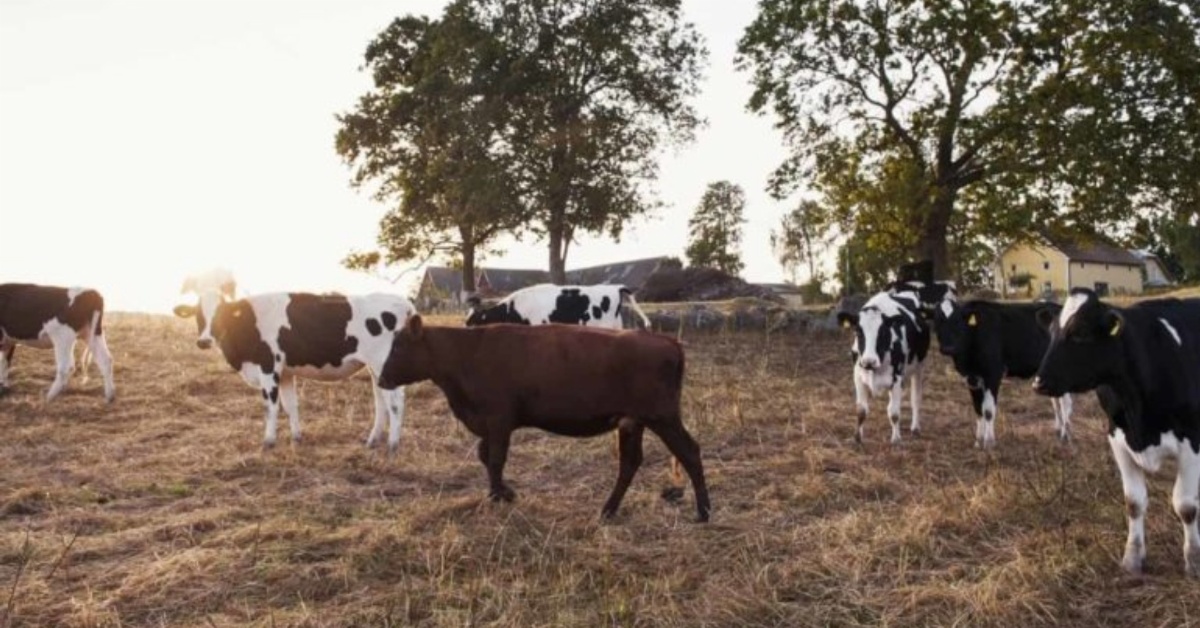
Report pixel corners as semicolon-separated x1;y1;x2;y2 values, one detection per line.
466;324;682;418
1125;298;1200;410
0;283;99;339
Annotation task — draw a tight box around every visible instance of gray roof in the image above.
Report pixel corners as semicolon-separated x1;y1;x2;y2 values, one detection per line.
565;256;670;291
1044;234;1142;266
478;268;551;294
421;266;464;295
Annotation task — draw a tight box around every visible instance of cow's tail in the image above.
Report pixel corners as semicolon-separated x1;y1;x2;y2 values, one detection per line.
620;287;652;329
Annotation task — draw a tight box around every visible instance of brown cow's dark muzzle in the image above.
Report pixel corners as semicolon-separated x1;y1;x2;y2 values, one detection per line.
196;338;213;350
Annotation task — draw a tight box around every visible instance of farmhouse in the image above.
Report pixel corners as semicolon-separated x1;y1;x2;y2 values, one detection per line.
994;234;1144;297
415;256;673;311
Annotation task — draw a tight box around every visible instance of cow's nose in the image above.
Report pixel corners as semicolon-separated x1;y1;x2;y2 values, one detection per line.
196;338;213;350
858;358;879;371
1031;377;1048;395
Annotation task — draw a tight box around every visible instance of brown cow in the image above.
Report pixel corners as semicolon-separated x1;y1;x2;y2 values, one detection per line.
378;315;711;522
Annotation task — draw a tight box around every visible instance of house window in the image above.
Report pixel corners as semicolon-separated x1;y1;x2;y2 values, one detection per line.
1094;282;1109;297
1043;261;1050;270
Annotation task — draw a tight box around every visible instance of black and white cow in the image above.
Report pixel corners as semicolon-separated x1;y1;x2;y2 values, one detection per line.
466;283;651;329
1033;288;1200;576
173;270;417;450
836;288;930;444
934;298;1072;448
0;283;116;402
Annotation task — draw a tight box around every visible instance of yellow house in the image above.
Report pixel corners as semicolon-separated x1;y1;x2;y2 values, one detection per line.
995;235;1144;297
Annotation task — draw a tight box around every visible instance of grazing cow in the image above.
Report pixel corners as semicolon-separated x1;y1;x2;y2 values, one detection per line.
0;283;115;402
836;289;930;444
1033;288;1200;576
173;270;416;450
934;298;1073;448
377;316;711;522
466;283;651;329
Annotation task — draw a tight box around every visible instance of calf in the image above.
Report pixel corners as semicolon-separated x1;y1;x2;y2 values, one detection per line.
0;283;115;402
466;283;651;329
173;270;416;450
1033;288;1200;576
378;316;711;522
934;299;1073;448
836;289;930;444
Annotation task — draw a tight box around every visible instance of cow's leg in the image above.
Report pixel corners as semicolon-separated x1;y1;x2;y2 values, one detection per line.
385;385;406;453
0;342;14;392
647;420;710;522
87;332;116;403
258;370;282;449
853;375;870;443
977;380;1000;450
480;426;515;502
279;375;301;444
1172;446;1200;577
1054;394;1073;443
886;380;904;445
365;379;389;449
908;361;924;437
45;326;78;401
77;334;93;385
1109;435;1149;574
968;384;986;447
601;419;645;519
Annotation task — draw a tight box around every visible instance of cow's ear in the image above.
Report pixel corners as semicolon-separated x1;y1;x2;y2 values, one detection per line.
173;304;196;319
1035;307;1056;330
836;311;858;330
406;314;424;337
1105;310;1124;337
220;280;237;299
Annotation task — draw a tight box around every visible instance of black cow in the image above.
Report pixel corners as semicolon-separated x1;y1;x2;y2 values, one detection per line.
173;270;416;450
934;299;1072;448
0;283;115;402
836;288;931;444
466;283;651;329
1033;288;1200;576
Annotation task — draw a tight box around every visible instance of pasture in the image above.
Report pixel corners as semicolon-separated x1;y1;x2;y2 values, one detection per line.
1;312;1197;627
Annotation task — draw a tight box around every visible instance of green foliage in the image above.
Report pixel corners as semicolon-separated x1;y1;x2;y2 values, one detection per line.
771;199;835;284
336;4;525;292
685;181;747;275
738;0;1200;281
482;0;706;281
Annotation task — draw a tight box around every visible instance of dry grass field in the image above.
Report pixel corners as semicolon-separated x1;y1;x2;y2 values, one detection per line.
2;312;1198;627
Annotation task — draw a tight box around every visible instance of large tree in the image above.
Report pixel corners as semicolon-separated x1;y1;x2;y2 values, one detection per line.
336;4;523;294
771;199;833;284
686;180;747;275
739;0;1200;280
484;0;706;282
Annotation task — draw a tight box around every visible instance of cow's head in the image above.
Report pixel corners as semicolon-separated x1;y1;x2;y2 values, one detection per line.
379;314;433;388
465;300;520;327
173;270;237;349
840;305;899;373
1033;288;1124;396
933;298;966;357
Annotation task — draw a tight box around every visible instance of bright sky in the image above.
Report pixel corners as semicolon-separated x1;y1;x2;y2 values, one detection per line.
1;0;795;314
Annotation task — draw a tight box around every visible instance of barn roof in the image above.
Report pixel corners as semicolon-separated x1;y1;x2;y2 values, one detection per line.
421;266;464;295
1040;233;1143;266
478;268;551;294
566;256;670;290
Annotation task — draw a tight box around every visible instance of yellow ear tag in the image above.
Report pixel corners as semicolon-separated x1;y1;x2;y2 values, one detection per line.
967;314;977;327
841;319;850;329
1110;319;1121;336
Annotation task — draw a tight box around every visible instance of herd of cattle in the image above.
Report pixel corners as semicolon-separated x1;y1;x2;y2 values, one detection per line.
0;266;1197;576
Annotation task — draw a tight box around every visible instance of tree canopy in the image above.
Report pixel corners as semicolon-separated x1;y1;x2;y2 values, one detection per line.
686;181;747;275
335;4;522;293
739;0;1200;282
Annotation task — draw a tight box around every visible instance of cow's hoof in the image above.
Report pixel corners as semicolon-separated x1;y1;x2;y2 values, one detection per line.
387;442;400;456
0;386;9;398
262;440;277;451
600;507;619;520
695;510;710;524
291;435;303;445
364;436;380;449
1121;552;1144;576
661;486;685;502
854;430;863;444
489;485;516;503
1185;548;1200;578
910;427;922;438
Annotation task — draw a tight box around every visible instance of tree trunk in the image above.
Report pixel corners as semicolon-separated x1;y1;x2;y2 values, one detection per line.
459;224;477;297
918;185;956;280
